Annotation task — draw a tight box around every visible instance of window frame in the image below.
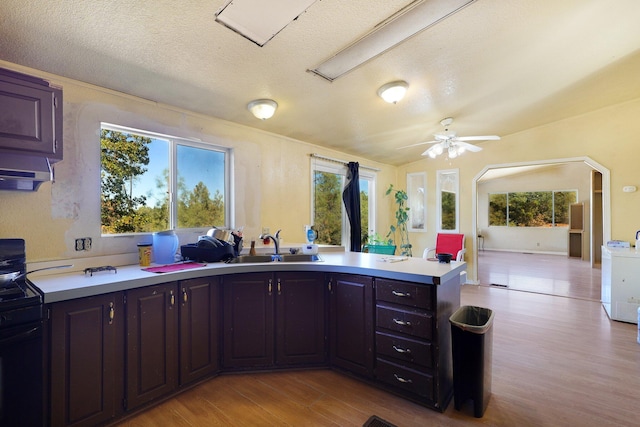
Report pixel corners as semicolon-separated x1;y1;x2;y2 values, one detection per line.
100;123;233;235
488;189;578;228
310;158;376;248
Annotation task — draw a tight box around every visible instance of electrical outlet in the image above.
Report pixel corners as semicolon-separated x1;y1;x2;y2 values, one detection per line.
74;237;92;251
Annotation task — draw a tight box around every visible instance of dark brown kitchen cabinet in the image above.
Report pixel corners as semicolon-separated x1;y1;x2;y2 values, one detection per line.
126;282;179;411
222;271;327;369
0;68;63;160
374;277;459;412
50;292;124;427
223;272;274;369
275;271;327;366
179;276;220;385
329;273;374;378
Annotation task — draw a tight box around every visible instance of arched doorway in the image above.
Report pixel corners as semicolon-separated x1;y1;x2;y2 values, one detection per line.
471;156;610;294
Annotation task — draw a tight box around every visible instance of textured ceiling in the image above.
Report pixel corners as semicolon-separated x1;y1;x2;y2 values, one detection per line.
1;0;640;166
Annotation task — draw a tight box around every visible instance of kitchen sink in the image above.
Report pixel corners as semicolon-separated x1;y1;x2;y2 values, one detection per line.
234;254;322;263
279;254;322;262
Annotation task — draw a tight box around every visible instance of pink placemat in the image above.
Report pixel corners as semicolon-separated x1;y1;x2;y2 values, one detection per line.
143;262;206;273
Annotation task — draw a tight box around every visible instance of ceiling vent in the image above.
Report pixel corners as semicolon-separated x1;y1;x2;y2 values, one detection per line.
215;0;317;47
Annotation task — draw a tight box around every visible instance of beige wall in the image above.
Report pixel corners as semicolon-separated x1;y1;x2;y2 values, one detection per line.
0;62;396;262
400;98;640;279
2;60;640;277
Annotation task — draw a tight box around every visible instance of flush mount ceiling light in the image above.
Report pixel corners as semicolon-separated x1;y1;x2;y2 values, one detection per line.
247;99;278;120
309;0;476;81
215;0;317;47
377;80;409;103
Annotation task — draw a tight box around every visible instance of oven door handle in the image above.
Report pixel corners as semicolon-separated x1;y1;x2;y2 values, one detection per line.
0;325;41;345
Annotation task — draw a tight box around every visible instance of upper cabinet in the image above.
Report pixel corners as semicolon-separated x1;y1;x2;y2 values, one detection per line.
0;68;63;161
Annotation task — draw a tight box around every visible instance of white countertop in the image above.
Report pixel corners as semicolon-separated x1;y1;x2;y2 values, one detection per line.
602;246;640;258
29;252;466;303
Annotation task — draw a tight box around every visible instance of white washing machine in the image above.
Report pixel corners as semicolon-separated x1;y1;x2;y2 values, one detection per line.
601;246;640;324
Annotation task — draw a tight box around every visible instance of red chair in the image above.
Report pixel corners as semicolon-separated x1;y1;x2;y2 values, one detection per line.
423;233;466;262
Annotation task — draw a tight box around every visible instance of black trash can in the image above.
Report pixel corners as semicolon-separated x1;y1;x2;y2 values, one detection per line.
449;305;495;418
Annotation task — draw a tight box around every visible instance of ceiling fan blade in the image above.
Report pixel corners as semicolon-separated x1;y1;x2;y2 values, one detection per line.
457;135;500;141
396;140;438;150
457;141;483;152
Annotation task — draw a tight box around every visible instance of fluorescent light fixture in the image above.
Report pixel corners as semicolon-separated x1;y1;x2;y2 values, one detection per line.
377;80;409;103
309;0;476;81
248;99;278;120
215;0;317;47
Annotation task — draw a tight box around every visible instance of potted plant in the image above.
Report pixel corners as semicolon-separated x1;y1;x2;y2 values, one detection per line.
363;232;396;254
385;184;412;257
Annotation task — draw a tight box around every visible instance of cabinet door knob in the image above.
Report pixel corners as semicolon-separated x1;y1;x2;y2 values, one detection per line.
182;288;188;304
169;289;175;307
108;302;114;325
268;278;273;295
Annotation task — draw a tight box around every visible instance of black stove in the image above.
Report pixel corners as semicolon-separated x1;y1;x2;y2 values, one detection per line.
0;238;43;328
0;238;45;427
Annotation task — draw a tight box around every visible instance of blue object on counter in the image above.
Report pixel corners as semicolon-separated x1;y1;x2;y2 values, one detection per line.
153;230;179;264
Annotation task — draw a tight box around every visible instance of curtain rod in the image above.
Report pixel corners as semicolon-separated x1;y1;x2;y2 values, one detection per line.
310;153;380;171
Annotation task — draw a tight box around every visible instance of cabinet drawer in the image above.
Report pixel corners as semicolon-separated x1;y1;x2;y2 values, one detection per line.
376;279;433;310
376;305;433;340
376;358;434;400
376;331;432;368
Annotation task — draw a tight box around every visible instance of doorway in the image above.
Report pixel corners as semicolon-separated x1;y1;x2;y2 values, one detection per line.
471;156;610;298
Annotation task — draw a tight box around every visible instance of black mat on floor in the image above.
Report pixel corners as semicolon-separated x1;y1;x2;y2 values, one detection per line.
363;415;397;427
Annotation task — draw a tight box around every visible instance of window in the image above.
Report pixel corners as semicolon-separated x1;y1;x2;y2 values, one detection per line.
100;124;231;235
488;190;577;227
436;169;459;232
311;159;375;247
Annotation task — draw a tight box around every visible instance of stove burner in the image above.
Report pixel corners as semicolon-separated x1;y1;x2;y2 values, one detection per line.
84;265;117;276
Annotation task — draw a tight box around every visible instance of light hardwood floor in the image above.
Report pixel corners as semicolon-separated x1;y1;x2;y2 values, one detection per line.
477;250;601;301
116;284;639;427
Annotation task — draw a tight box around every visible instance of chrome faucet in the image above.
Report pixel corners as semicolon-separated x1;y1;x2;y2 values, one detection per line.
259;229;281;255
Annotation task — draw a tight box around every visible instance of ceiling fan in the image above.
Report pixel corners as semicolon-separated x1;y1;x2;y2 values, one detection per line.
398;117;500;159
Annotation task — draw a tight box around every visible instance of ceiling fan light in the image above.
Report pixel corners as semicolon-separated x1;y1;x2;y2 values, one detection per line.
428;150;437;159
457;146;466;154
434;145;443;155
377;80;409;104
448;147;458;158
247;99;278;120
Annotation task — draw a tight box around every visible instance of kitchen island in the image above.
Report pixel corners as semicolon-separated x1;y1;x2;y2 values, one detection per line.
32;252;465;427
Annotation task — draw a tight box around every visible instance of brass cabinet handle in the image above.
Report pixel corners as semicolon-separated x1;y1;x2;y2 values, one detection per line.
393;318;412;326
108;302;114;325
169;289;175;307
393;345;411;354
268;278;273;295
392;290;411;298
182;288;188;304
328;279;332;292
394;373;413;384
277;278;281;295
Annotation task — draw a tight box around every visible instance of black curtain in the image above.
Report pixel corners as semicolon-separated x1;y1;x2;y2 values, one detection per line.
342;162;362;252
